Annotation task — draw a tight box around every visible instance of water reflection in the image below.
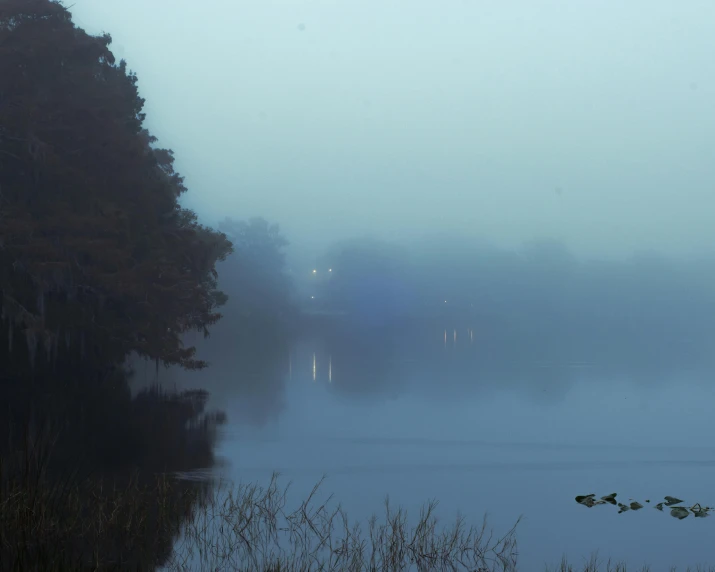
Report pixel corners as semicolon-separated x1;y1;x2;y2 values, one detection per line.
170;318;291;427
0;360;224;569
173;315;715;568
178;315;715;423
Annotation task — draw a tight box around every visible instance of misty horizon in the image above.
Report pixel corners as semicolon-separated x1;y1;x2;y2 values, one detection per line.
69;0;715;260
5;1;715;568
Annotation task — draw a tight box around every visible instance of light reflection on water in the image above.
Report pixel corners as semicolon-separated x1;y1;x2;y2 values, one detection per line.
301;325;482;385
187;324;715;568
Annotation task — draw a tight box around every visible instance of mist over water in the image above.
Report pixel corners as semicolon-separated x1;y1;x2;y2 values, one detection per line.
141;239;715;568
6;0;714;568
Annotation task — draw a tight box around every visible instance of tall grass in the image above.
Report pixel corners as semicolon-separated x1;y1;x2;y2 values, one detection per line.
166;474;519;572
545;555;715;572
0;432;209;570
1;454;519;571
3;456;715;571
3;409;521;570
1;414;713;571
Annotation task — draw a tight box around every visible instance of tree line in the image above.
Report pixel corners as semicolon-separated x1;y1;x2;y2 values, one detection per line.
307;235;715;340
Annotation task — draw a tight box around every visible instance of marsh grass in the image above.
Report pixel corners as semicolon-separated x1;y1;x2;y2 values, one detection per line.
1;381;522;571
0;444;209;570
0;415;520;571
166;474;520;572
1;415;712;571
545;554;715;572
1;454;520;571
3;456;715;571
0;386;216;571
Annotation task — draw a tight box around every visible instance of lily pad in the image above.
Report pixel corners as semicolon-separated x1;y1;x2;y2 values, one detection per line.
690;504;710;518
575;494;597;507
601;493;617;505
574;491;714;521
664;496;684;506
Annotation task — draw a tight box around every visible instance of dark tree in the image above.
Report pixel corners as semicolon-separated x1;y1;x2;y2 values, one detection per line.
0;0;232;373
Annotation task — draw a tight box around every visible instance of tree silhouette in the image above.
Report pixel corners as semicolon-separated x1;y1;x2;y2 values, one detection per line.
0;0;232;373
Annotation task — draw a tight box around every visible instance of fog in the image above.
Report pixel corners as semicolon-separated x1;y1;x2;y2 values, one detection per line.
25;1;715;568
70;0;715;259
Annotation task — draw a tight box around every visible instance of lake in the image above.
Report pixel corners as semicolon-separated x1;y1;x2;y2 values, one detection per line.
172;319;715;569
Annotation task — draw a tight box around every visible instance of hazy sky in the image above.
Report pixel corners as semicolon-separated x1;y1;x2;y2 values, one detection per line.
69;0;715;258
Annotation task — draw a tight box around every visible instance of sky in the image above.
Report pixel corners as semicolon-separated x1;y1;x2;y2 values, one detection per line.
68;0;715;259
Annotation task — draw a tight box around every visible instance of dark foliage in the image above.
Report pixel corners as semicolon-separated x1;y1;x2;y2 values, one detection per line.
0;0;232;373
0;2;231;569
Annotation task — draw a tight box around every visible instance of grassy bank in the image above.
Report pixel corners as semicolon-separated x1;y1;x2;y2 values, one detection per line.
1;464;518;571
0;459;209;570
3;464;715;571
166;474;519;571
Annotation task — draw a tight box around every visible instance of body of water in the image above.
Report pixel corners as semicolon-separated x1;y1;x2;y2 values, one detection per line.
176;320;715;569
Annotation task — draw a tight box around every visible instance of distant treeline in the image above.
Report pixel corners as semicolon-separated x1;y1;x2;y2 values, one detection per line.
298;236;715;337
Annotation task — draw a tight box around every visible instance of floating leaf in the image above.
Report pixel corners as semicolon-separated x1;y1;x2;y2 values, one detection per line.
576;494;597;507
670;507;689;520
601;493;617;505
691;504;710;518
574;492;713;522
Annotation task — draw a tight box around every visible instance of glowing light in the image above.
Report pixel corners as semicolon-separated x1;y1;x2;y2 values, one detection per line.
312;353;316;381
312;269;317;273
329;268;332;272
311;295;314;299
328;356;332;382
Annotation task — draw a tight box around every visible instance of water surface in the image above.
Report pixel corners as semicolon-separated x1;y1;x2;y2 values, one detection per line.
184;321;715;569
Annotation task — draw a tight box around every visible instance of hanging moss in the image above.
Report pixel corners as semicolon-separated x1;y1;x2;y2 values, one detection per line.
0;0;233;374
